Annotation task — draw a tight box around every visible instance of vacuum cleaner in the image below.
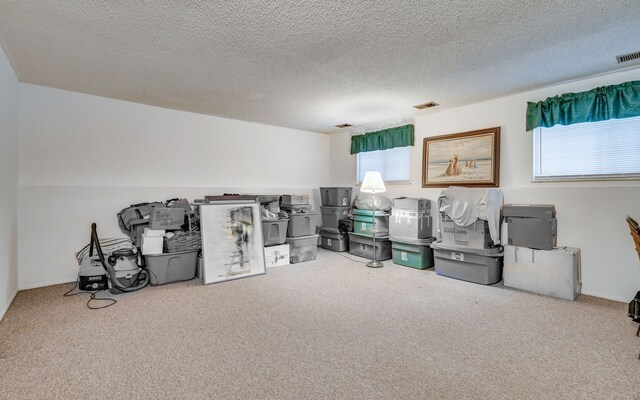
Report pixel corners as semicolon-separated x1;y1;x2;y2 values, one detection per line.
79;223;149;294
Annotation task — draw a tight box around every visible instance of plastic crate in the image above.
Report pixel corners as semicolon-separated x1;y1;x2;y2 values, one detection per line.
391;237;435;269
347;232;391;261
320;187;352;207
286;234;319;264
144;250;198;285
352;209;389;237
287;212;319;238
320;228;349;252
262;219;289;246
320;206;350;229
431;241;503;285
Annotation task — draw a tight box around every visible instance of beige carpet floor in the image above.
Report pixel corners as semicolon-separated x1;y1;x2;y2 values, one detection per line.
1;248;639;400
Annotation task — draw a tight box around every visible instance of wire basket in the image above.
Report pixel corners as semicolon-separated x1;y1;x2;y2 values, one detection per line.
164;231;202;253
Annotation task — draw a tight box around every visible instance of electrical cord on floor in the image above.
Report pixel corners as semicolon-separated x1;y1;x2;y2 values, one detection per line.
336;251;370;264
63;278;117;310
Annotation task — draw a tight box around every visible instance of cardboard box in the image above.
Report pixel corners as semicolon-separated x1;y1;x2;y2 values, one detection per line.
264;244;290;268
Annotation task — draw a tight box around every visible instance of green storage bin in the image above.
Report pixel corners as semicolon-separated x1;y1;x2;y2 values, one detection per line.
391;237;435;269
352;209;389;237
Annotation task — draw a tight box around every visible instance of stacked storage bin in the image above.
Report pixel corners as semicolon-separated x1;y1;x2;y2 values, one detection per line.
320;187;351;251
432;189;504;285
144;202;199;285
281;194;319;263
318;187;352;252
502;204;581;300
348;206;392;261
261;198;290;268
389;198;435;270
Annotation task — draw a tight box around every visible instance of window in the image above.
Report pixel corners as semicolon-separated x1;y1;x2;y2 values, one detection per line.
533;116;640;181
356;146;410;183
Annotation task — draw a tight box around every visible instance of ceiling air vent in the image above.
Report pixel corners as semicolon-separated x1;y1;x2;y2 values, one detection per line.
414;101;439;110
335;123;353;128
616;51;640;64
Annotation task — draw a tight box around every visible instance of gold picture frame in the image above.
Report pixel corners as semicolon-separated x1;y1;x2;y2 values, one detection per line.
422;127;500;187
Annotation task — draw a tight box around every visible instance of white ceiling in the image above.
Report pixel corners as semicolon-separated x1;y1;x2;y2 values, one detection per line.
0;1;639;133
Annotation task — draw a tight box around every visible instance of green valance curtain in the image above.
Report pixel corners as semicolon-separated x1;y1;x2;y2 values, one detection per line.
525;80;640;131
350;124;415;155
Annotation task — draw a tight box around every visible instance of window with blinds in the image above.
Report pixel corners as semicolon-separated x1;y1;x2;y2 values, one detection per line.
533;116;640;181
356;146;411;183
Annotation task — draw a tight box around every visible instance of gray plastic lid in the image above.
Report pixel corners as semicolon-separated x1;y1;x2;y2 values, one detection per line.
389;236;436;246
430;241;503;257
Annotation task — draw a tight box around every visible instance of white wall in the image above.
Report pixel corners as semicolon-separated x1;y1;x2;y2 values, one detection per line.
0;46;19;320
330;68;640;302
18;84;330;289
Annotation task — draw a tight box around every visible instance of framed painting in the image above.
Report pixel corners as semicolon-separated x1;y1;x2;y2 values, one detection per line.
200;201;266;284
422;127;500;187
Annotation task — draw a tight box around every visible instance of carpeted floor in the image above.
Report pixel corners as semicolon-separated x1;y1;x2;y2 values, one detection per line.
1;248;638;399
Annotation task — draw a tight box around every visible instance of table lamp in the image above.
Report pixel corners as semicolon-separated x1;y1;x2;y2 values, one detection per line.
360;171;386;268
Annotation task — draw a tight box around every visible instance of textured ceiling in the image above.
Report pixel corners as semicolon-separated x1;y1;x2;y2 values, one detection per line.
1;1;639;133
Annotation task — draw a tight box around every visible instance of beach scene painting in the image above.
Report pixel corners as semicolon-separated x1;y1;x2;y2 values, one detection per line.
422;127;500;187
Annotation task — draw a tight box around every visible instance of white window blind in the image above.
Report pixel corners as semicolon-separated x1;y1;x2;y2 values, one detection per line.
357;146;410;183
533;116;640;181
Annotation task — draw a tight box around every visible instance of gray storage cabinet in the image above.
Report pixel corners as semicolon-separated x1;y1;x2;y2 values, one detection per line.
503;245;581;300
503;204;557;250
431;241;503;285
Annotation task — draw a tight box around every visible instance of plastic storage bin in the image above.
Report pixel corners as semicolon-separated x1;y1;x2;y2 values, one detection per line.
392;197;430;211
439;212;493;249
320;206;350;229
390;209;432;239
353;209;389;236
348;232;392;261
286;234;319;263
287;212;319;238
262;218;289;246
320;187;353;207
145;249;198;285
391;236;435;269
281;194;309;206
319;228;349;252
503;245;581;300
431;241;503;285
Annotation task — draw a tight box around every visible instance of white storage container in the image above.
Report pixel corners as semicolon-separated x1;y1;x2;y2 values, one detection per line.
503;245;581;300
390;209;432;239
264;244;290;268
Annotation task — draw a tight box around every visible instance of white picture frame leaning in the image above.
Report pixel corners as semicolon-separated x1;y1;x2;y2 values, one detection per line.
200;201;266;284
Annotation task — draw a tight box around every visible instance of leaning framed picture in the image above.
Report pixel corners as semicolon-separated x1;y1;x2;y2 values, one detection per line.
422;127;500;187
200;201;266;284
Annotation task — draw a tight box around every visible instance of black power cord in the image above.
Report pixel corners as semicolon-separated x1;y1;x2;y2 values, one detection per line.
63;278;117;310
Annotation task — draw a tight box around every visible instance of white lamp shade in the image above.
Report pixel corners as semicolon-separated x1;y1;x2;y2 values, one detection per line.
360;171;386;193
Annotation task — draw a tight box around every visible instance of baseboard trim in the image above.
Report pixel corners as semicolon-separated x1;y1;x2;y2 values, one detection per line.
19;277;76;291
581;289;628;303
0;288;19;322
